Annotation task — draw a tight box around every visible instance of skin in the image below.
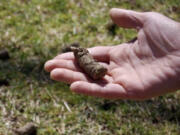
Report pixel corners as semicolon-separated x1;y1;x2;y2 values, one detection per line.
44;8;180;100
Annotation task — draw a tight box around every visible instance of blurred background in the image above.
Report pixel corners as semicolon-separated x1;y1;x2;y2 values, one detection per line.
0;0;180;134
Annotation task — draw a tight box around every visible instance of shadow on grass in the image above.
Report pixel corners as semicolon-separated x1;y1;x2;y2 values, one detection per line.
95;98;180;126
0;54;51;84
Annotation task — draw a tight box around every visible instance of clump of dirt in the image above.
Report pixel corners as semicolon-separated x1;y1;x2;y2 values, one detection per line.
13;123;37;135
70;46;107;80
61;42;80;53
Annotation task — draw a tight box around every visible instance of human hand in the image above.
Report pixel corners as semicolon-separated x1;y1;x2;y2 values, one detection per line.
44;8;180;100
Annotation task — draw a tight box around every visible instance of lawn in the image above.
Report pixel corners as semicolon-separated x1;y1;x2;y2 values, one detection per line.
0;0;180;134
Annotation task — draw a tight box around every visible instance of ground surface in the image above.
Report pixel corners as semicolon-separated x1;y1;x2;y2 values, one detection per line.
0;0;180;134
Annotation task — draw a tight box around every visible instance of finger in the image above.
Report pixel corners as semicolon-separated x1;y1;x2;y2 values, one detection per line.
110;8;145;29
88;46;111;62
98;62;109;70
70;81;128;99
50;68;89;84
44;59;81;72
54;46;111;62
45;59;109;74
54;52;74;60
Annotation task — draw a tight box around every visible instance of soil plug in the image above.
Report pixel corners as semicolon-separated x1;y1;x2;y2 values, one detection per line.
61;42;80;53
70;46;107;80
13;123;37;135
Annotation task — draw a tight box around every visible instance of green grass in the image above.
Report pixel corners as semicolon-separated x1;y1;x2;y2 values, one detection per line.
0;0;180;134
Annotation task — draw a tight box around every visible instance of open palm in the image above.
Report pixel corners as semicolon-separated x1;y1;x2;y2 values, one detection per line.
45;9;180;100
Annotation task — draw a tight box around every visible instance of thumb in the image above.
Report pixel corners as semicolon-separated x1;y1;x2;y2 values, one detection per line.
110;8;145;29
